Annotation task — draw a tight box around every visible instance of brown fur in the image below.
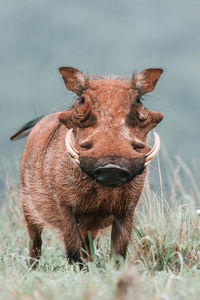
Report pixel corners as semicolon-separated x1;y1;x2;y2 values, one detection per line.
20;67;164;265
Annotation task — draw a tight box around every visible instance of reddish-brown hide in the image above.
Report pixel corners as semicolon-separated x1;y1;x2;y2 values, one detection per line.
20;67;163;265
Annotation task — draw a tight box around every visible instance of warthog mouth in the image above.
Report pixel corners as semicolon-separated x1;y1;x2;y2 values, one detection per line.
65;128;161;166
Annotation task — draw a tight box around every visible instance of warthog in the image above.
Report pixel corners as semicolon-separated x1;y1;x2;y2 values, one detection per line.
11;67;164;265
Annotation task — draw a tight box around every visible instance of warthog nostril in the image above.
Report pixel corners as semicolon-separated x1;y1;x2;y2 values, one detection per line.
94;164;131;187
80;141;93;150
131;140;145;151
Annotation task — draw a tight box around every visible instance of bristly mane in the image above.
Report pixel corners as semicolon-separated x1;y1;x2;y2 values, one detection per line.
88;70;137;81
88;74;131;81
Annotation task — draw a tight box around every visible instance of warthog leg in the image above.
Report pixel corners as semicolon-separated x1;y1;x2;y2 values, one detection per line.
60;207;83;264
111;210;134;261
22;203;44;268
26;223;43;268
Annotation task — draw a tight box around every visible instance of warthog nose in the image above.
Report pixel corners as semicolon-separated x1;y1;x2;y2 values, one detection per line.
94;164;131;187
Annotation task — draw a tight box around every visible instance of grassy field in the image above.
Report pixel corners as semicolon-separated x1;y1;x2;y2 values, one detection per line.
0;157;200;300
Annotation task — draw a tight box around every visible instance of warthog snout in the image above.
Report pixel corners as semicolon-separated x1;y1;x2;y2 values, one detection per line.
80;156;145;187
94;164;131;186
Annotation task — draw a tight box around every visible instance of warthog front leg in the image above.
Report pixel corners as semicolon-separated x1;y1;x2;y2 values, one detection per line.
111;210;134;260
26;223;43;268
61;207;82;264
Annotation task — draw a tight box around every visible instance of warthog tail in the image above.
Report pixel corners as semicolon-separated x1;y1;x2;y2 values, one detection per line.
10;116;43;141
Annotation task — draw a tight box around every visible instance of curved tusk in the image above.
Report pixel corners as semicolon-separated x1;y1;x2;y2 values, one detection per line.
145;132;160;166
65;128;80;164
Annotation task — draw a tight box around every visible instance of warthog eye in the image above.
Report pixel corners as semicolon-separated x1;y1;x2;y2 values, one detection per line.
79;97;85;105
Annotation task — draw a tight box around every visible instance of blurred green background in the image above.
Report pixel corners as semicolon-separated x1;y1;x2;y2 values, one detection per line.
1;0;200;191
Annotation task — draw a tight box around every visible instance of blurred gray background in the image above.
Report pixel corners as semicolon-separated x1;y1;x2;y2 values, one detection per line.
1;0;200;192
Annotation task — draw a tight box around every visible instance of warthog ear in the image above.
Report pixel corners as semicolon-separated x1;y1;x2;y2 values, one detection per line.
132;68;163;96
59;67;89;95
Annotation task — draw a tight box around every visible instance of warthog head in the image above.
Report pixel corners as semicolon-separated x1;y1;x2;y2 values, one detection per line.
58;67;163;187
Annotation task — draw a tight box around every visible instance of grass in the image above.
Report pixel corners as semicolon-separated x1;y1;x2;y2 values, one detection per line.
0;156;200;300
